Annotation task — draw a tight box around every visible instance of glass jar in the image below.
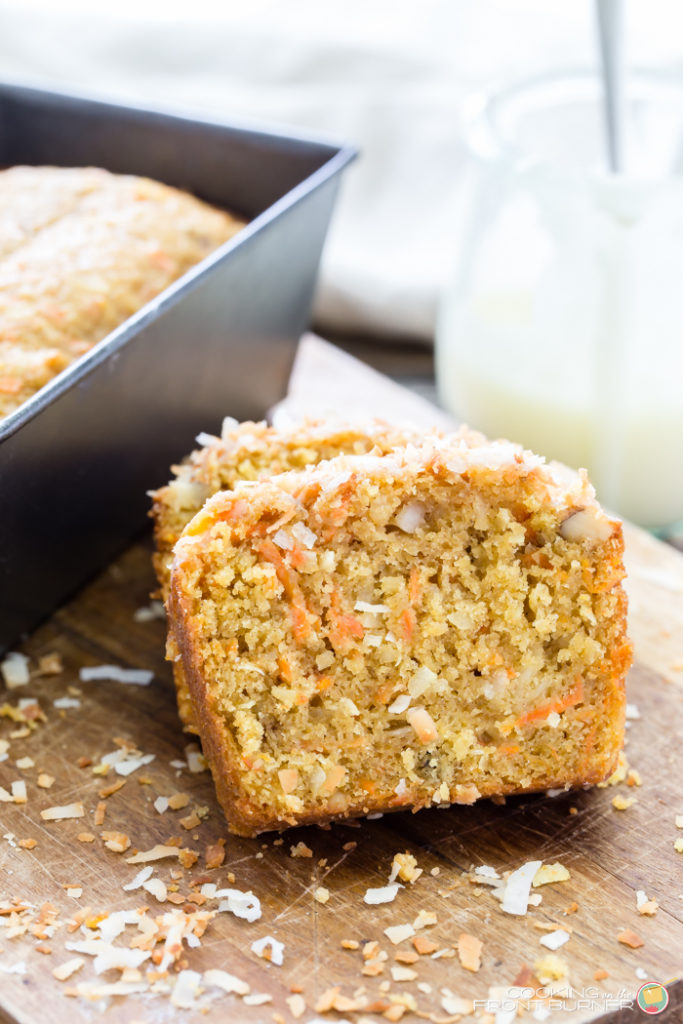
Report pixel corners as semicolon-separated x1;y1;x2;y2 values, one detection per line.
436;70;683;530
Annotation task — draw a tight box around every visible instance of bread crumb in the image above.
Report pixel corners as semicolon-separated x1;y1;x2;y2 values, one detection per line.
205;838;226;869
77;833;95;843
290;841;313;858
341;939;359;950
314;886;330;905
18;838;37;850
179;811;201;830
612;794;636;810
168;792;190;810
594;968;609;981
389;852;422;884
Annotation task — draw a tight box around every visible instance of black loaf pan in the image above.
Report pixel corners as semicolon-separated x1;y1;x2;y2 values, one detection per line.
0;82;356;651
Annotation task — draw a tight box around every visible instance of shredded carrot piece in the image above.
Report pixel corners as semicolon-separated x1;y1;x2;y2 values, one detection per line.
316;676;333;692
513;675;584;729
400;606;416;642
497;743;520;756
256;539;313;643
289;546;307;569
289;603;311;644
278;656;293;683
359;779;376;794
327;592;364;651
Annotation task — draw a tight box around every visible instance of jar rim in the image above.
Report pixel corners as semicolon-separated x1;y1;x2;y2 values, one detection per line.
462;67;683;184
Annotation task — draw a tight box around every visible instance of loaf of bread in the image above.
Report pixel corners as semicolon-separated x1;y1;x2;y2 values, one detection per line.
168;436;631;836
152;419;472;730
0;166;245;418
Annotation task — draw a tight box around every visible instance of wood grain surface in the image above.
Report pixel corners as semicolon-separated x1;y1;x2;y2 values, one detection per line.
0;522;681;1024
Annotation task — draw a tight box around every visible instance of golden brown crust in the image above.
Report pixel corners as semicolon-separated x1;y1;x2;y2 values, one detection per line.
0;165;245;419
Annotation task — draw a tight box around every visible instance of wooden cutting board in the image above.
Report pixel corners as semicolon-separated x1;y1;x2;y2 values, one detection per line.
0;522;681;1024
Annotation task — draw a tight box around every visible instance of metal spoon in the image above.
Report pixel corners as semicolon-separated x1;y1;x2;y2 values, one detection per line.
595;0;625;173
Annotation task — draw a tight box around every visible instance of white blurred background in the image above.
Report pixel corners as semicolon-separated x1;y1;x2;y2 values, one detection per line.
1;0;681;340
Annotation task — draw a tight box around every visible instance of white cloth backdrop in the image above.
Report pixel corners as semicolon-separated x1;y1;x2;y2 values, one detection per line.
0;0;681;340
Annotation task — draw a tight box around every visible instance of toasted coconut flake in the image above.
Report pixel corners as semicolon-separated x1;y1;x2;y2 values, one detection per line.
501;860;542;915
636;891;658;916
440;995;475;1016
54;697;80;709
125;844;180;864
406;707;439;744
203;967;250;996
15;756;34;769
143;878;168;902
395;500;426;533
11;780;27;804
123;866;154;891
76;832;95;843
251;935;284;966
314;887;330;905
457;932;483;972
185;744;208;773
0;962;27;975
52;957;85;981
216;888;261;922
617;929;644;949
539;929;570;950
17;838;37;850
364;883;401;906
171;969;202;1009
384;923;415;945
79;665;153;685
37;773;55;789
94;802;106;826
154;796;169;814
243;994;272;1007
1;652;30;689
98;779;127;798
101;831;131;853
133;601;165;622
532;862;571;887
413;934;438;955
286;994;307;1019
40;802;84;821
391;965;418;982
115;753;155;778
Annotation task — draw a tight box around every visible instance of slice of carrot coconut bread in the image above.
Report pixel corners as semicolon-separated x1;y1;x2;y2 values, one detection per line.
167;435;631;836
151;418;478;731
